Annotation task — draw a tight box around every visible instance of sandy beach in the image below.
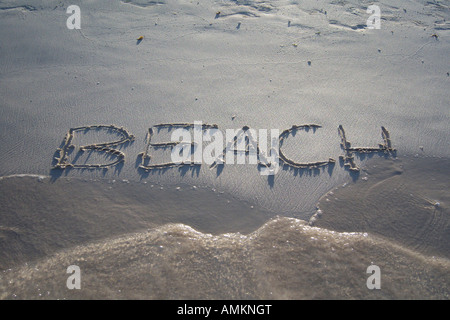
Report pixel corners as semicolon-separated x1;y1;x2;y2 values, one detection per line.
0;0;449;299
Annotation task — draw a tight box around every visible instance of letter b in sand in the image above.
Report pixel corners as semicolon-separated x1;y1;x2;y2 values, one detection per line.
366;5;381;30
366;265;381;289
66;5;81;30
66;265;81;290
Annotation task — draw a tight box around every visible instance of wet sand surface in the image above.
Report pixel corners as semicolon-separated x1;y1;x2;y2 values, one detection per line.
0;175;275;270
0;0;449;300
0;156;449;299
313;156;450;259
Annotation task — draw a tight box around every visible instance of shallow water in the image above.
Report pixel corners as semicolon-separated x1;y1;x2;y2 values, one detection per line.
0;156;449;299
314;156;450;259
1;216;449;300
0;0;449;300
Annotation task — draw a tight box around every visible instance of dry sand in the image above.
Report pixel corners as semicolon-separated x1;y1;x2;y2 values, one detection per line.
1;0;449;213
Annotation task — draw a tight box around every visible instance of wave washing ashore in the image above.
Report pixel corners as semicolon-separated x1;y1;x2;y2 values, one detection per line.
0;156;449;299
0;0;449;299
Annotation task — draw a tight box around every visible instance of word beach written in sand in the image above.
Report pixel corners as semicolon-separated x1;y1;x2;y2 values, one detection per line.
52;122;396;176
